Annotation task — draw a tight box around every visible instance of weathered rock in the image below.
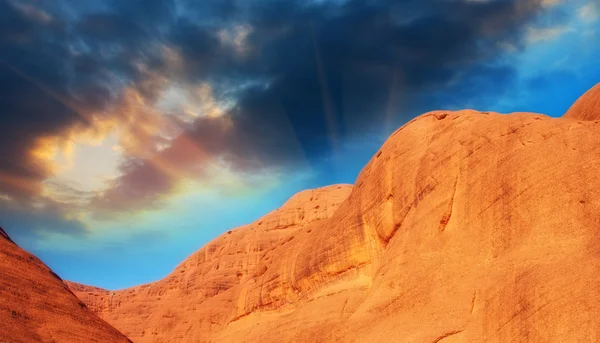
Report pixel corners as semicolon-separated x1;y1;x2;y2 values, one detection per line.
564;82;600;121
0;226;132;343
71;106;600;342
69;184;354;342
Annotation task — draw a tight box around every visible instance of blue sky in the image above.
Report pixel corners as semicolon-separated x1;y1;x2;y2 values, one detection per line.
0;0;599;290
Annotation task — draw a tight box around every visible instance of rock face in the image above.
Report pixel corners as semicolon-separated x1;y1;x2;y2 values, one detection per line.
0;227;132;343
68;185;354;342
564;82;600;121
71;107;600;341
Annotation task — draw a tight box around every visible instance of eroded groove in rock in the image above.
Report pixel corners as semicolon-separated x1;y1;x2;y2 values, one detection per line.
438;174;459;232
432;329;465;343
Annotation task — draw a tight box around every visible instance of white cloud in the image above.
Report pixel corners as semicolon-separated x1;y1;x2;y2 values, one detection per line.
9;1;53;24
525;26;571;43
541;0;562;8
497;41;518;52
218;25;253;56
578;3;598;22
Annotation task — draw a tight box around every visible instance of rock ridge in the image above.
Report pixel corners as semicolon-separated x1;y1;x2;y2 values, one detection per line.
67;87;600;342
0;227;132;343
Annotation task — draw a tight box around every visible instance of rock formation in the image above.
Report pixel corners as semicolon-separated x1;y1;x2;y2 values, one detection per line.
68;185;354;342
0;226;132;343
564;82;600;121
68;84;600;343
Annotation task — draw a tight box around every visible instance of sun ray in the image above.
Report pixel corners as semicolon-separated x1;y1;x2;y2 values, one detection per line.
310;23;339;152
0;61;95;125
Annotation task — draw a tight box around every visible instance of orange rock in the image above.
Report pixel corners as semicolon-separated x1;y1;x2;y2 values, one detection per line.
70;100;600;342
68;184;354;342
0;226;132;343
564;82;600;121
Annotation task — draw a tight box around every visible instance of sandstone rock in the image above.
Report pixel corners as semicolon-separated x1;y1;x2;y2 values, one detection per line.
64;280;110;294
0;226;132;343
68;184;354;342
563;82;600;121
71;105;600;342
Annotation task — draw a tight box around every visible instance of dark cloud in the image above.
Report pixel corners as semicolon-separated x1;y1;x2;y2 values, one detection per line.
0;0;559;214
91;157;182;213
0;197;89;244
0;0;178;201
0;0;95;199
174;0;552;162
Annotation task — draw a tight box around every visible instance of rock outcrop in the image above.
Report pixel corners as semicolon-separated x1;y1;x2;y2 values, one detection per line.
0;226;132;343
564;82;600;121
70;93;600;342
68;184;354;342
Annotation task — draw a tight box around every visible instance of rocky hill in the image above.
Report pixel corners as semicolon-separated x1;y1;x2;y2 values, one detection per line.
0;226;132;343
68;184;353;341
564;82;600;121
66;83;600;343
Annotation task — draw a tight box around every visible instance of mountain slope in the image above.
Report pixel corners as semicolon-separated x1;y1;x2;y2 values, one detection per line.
71;87;600;342
0;226;132;343
69;184;354;342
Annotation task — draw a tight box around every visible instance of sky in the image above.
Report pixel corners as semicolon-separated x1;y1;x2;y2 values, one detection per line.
0;0;599;290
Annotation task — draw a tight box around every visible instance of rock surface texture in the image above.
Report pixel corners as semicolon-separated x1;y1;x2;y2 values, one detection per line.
68;84;600;343
564;82;600;121
0;226;132;343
